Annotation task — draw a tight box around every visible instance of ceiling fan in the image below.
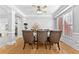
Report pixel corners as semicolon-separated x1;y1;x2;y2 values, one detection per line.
32;5;47;14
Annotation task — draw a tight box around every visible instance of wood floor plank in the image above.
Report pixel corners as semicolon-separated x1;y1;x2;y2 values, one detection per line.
0;38;79;54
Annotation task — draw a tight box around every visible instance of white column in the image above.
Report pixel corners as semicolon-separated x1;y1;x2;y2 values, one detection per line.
7;8;16;45
17;17;23;37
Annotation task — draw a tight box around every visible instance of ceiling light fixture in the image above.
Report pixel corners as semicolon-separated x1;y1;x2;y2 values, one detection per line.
32;5;47;14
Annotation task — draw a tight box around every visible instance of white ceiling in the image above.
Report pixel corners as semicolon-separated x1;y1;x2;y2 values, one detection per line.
15;5;60;15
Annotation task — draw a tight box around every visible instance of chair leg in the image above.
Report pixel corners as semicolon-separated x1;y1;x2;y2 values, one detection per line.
45;42;47;49
23;42;26;49
31;44;33;49
57;42;60;50
37;43;38;49
49;43;51;50
34;38;35;45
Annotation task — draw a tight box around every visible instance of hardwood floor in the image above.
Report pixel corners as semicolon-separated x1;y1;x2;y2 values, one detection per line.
0;37;79;54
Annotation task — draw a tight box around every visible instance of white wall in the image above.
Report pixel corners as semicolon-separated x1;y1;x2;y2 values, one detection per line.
73;6;79;33
16;15;54;37
0;18;8;33
0;6;16;46
23;15;53;30
54;5;79;51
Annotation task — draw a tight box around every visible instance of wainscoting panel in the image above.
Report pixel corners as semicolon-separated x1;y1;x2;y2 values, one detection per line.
61;35;79;51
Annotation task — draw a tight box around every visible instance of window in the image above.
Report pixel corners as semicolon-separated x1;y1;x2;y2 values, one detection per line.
63;10;73;35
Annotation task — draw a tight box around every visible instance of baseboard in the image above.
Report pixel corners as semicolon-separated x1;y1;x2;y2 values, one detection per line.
61;35;79;51
6;40;16;45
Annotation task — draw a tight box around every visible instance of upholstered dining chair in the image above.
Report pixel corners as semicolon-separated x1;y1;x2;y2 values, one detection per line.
22;30;35;49
37;30;48;49
49;31;62;50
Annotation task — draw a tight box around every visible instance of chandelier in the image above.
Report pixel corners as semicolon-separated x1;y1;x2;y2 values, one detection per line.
32;5;47;14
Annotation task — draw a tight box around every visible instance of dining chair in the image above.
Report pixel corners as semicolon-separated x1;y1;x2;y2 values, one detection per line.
49;31;62;50
37;30;48;49
22;30;35;49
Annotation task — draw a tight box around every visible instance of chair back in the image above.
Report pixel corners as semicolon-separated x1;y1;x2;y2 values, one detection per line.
50;31;62;43
37;31;48;44
22;30;34;43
